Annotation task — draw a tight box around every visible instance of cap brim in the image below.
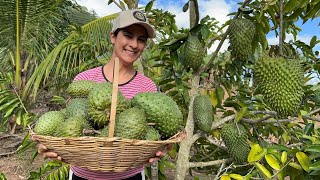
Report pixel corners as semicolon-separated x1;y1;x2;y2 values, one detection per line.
135;22;156;38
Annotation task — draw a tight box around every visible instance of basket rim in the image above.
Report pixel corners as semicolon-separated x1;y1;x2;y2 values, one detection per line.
29;129;186;144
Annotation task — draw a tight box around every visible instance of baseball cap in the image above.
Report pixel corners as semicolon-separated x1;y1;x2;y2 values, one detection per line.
112;9;156;38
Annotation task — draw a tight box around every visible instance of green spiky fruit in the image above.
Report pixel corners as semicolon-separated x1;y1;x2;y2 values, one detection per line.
67;80;96;98
254;57;304;117
144;126;161;141
193;95;213;133
34;111;65;136
88;82;129;127
183;35;205;70
113;107;147;139
65;98;88;119
131;92;183;138
54;115;88;137
221;123;250;163
229;18;255;61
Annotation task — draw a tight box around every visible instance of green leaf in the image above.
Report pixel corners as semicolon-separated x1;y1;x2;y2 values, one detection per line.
310;161;320;171
283;0;297;13
285;8;304;22
304;3;320;19
310;36;317;47
0;172;7;180
254;162;272;178
0;98;19;111
265;154;281;170
306;145;320;153
182;1;189;12
296;152;311;172
145;0;154;12
50;95;66;105
248;144;264;163
200;25;210;40
107;0;113;5
3;101;19;118
304;123;314;135
162;159;176;169
216;86;225;106
235;106;248;122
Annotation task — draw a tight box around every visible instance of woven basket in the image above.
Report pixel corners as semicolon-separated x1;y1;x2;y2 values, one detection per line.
30;131;184;172
30;58;185;172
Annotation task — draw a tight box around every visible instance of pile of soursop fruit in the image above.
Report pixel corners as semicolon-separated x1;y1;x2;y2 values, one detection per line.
34;80;183;140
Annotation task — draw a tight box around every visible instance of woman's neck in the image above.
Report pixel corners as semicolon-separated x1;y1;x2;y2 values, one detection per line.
103;58;136;84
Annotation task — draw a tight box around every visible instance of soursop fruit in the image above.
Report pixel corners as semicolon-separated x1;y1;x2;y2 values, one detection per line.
65;98;89;119
54;115;88;137
193;95;213;133
182;35;205;70
221;123;250;163
131;92;183;138
229;18;255;61
99;108;147;139
113;107;147;139
144;126;161;141
88;82;129;127
253;57;304;117
34;111;65;136
67;80;96;98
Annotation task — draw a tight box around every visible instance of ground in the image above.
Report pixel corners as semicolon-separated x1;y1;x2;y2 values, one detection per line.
0;132;45;180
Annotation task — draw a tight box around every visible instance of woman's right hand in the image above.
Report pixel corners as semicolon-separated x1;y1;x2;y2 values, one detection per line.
38;144;62;161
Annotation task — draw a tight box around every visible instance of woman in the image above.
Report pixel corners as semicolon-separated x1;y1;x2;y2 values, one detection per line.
37;9;170;180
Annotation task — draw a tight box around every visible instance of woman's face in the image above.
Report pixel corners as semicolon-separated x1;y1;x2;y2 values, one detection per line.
110;24;148;65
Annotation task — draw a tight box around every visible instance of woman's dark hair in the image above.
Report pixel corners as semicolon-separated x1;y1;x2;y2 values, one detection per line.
113;28;121;36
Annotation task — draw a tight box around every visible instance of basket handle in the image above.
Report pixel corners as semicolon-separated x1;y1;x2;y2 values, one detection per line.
108;57;120;138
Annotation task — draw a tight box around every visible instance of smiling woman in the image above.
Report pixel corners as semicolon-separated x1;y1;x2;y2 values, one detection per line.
34;9;171;180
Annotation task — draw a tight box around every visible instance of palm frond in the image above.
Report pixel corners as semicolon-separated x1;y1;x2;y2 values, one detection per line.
24;13;118;99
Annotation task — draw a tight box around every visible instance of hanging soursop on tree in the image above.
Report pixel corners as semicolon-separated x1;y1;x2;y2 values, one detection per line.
131;92;183;139
221;123;250;164
182;35;205;70
193;95;213;133
253;57;304;118
228;18;255;61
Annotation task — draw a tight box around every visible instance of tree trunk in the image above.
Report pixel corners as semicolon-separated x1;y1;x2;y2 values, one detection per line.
175;76;199;180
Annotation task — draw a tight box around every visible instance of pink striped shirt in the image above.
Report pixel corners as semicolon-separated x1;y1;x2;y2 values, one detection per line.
71;66;157;179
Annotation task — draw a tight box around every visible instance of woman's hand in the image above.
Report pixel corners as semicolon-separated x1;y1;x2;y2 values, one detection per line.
148;144;173;163
37;144;62;161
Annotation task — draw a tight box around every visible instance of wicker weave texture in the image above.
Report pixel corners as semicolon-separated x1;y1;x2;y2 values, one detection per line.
31;132;183;172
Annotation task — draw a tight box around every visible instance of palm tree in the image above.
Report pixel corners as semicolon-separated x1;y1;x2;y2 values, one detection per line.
0;0;97;131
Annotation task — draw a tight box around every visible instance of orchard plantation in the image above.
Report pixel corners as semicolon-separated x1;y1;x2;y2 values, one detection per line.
0;0;320;180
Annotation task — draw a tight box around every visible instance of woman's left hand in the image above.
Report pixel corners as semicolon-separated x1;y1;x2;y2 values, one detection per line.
148;144;173;163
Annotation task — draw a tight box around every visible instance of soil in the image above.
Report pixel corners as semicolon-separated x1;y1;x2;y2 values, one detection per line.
0;132;45;180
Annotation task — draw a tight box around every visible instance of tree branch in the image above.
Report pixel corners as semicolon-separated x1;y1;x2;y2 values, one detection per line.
308;108;320;115
206;136;227;151
211;114;236;130
279;0;283;56
189;158;232;168
191;132;227;150
241;115;274;124
112;0;125;11
303;115;320;122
